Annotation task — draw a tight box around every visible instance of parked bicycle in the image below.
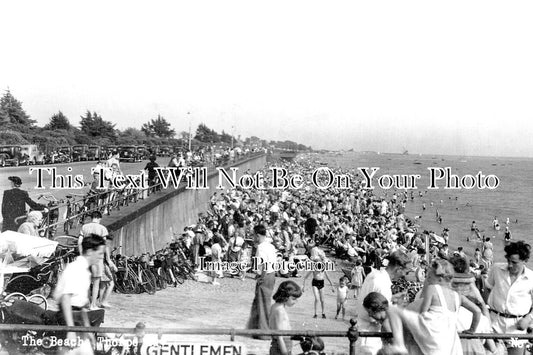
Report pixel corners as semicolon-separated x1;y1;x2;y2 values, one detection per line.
37;193;63;239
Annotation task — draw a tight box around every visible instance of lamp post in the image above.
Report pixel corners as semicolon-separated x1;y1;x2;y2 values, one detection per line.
188;112;192;151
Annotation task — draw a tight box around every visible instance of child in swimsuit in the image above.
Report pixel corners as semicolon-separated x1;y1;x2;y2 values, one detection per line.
335;276;349;320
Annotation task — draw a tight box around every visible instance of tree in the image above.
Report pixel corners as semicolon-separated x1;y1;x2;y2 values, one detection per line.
73;130;93;145
141;122;153;137
219;130;233;144
79;111;117;141
195;123;219;143
45;111;71;130
141;115;175;138
0;89;35;126
0;106;8;125
117;127;146;144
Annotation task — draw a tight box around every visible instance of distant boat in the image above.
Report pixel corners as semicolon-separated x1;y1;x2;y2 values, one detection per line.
414;161;422;165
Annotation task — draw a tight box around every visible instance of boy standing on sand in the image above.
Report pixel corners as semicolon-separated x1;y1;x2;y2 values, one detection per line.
335;276;349;320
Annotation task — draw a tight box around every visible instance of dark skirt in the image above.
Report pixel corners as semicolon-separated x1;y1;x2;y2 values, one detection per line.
270;337;292;355
246;272;275;336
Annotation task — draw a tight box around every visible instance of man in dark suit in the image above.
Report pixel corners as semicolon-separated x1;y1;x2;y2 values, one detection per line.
1;176;46;232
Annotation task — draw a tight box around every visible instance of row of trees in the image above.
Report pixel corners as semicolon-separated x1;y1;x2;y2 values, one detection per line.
0;89;312;152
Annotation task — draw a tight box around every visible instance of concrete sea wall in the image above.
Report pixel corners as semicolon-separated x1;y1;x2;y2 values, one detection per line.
107;154;267;256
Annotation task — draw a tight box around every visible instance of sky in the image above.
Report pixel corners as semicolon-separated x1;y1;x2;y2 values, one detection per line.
1;1;532;157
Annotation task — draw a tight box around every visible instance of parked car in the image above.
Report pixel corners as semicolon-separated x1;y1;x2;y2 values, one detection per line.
159;145;171;157
119;145;141;162
87;145;101;161
20;144;46;165
0;145;31;166
136;146;148;160
147;146;160;157
72;145;89;161
105;145;119;158
58;146;73;162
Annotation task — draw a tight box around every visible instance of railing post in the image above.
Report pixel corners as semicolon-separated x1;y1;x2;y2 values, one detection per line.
347;318;358;355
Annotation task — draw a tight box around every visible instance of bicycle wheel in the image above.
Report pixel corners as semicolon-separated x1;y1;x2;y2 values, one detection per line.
114;270;128;294
163;267;176;287
27;294;48;310
172;265;185;285
4;293;28;303
156;268;167;290
112;269;126;293
140;269;156;295
127;271;142;294
180;263;196;280
115;269;139;294
148;268;159;292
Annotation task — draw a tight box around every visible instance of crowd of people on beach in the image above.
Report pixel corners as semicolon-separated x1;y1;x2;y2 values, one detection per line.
172;156;531;355
2;152;531;355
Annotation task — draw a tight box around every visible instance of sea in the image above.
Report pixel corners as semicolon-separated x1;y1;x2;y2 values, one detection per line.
309;151;533;265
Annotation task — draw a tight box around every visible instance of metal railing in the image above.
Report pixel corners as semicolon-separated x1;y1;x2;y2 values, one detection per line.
2;320;533;355
34;151;265;237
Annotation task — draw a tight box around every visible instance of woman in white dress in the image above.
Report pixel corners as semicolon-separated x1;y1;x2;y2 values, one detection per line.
385;259;481;355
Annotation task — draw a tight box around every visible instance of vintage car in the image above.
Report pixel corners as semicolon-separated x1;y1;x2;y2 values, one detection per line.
87;145;101;161
101;145;119;160
118;145;141;162
136;145;148;160
72;145;89;161
0;145;31;166
147;146;160;157
158;145;171;157
58;146;73;162
20;144;46;165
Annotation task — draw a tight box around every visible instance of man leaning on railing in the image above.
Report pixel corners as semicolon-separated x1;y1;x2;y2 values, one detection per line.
485;240;533;355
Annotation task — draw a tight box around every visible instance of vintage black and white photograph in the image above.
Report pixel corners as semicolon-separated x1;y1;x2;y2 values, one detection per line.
1;1;533;354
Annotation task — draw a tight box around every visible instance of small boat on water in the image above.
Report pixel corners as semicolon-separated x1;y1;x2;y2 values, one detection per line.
414;161;422;165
